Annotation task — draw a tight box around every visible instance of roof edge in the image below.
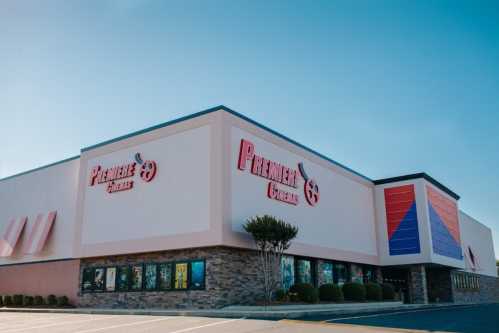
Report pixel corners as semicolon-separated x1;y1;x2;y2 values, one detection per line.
81;105;230;152
0;155;80;183
373;172;460;200
222;108;372;182
80;104;372;182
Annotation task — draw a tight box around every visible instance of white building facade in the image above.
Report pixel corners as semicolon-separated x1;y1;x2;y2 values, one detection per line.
0;106;497;308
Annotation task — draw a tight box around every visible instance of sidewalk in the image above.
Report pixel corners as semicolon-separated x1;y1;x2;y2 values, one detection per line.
0;301;477;319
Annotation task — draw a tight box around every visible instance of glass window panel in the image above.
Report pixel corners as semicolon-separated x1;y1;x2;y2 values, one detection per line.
296;259;312;285
281;256;295;291
94;268;105;291
82;268;94;292
159;263;173;290
131;265;143;290
363;266;376;283
145;264;157;290
351;264;363;284
105;267;116;292
334;263;348;286
175;263;188;289
321;262;334;285
189;261;205;289
117;266;130;291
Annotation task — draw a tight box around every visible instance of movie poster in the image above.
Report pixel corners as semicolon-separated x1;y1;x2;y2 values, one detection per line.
94;268;105;291
82;268;94;291
281;256;295;291
322;262;334;285
117;266;130;291
106;267;116;291
351;264;363;284
131;265;143;290
145;264;157;290
190;261;205;289
158;263;172;290
334;263;348;286
296;259;312;284
175;263;188;289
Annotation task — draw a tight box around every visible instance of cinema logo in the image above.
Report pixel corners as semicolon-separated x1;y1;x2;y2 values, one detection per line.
237;139;319;206
88;153;157;194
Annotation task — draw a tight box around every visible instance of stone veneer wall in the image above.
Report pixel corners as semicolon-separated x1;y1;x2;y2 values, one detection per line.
408;265;428;304
451;272;499;303
78;246;264;309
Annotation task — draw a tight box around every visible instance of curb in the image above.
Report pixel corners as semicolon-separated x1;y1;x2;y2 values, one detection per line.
0;302;492;320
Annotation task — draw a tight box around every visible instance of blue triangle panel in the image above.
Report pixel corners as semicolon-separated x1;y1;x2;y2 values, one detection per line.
389;202;421;255
428;203;463;260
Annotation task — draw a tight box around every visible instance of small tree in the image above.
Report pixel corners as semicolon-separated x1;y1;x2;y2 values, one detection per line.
244;215;298;305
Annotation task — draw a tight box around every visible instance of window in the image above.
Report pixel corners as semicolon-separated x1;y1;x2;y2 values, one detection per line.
175;263;188;289
82;259;206;293
189;260;205;289
296;259;313;285
351;264;363;284
94;268;105;292
321;262;334;285
363;266;377;284
159;263;173;290
117;266;130;291
333;263;349;286
82;268;94;292
106;267;116;292
131;265;143;290
145;264;157;290
281;256;295;291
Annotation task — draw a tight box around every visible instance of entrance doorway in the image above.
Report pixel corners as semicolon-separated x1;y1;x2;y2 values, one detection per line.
382;267;410;303
426;266;453;303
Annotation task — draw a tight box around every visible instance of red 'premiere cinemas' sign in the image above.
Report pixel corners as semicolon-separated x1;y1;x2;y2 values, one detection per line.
237;139;319;206
89;153;157;194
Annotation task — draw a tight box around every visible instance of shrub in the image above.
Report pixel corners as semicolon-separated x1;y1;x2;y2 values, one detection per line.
381;283;395;301
274;289;287;302
0;296;3;307
33;296;44;306
342;282;366;301
23;296;34;307
319;284;344;302
365;283;382;301
47;294;57;306
3;296;12;306
13;294;24;306
289;283;319;303
56;296;69;307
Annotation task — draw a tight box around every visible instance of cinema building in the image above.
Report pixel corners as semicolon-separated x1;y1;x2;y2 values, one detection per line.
0;106;497;308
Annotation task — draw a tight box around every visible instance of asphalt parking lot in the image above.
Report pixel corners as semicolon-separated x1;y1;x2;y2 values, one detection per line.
299;303;499;333
1;303;498;332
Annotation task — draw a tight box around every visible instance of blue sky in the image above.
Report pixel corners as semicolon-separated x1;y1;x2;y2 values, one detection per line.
1;0;498;258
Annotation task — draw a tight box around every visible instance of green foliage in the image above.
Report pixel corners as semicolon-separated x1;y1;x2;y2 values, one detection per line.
289;283;319;303
13;294;23;306
57;296;69;307
47;294;57;306
0;296;3;307
381;283;396;300
365;282;382;301
274;289;287;302
3;296;12;306
34;296;44;306
244;215;299;305
23;296;34;307
342;282;366;301
243;215;298;251
319;283;344;302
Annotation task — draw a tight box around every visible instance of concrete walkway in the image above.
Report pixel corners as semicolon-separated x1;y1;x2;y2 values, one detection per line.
0;301;476;319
